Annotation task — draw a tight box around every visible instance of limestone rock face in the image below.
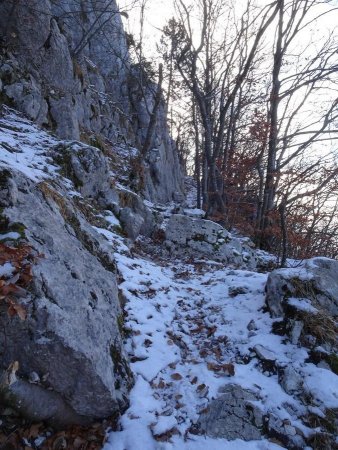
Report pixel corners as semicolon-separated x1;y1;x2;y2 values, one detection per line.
0;169;133;425
0;0;184;204
115;188;155;240
197;384;263;440
51;142;113;199
164;214;257;268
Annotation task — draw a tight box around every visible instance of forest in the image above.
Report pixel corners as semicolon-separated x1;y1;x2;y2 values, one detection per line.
124;0;338;264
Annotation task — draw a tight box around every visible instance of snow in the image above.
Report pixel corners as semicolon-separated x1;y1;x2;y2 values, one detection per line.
183;208;205;218
0;262;15;278
0;232;21;241
103;212;120;227
97;209;336;449
0;107;58;180
92;226;130;253
287;297;318;313
102;237;337;449
152;415;178;436
302;365;338;408
165;437;284;450
277;267;313;281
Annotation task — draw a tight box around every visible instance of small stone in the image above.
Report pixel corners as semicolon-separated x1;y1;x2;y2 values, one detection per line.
197;384;263;440
29;371;40;384
279;366;303;394
284;425;297;436
247;320;258;331
289;320;303;345
254;344;276;361
317;360;331;370
303;334;316;347
229;286;249;297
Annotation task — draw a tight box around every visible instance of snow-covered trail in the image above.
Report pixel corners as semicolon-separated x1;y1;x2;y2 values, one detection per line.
102;245;310;450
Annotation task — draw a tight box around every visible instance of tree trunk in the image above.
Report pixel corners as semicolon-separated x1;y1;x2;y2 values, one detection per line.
141;63;163;157
258;1;284;249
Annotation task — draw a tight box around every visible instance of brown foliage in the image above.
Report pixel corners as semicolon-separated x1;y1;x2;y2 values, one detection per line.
0;242;41;320
0;419;117;450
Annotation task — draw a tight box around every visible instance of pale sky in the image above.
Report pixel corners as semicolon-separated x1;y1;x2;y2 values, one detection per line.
118;0;338;169
119;0;338;61
119;0;175;59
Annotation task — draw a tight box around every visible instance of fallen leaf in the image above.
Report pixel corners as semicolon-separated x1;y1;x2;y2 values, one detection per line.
171;373;183;380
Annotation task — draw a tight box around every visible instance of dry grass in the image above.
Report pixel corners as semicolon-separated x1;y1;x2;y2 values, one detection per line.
301;311;337;346
37;182;68;219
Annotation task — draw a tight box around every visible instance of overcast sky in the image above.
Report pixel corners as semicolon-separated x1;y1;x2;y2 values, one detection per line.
119;0;174;58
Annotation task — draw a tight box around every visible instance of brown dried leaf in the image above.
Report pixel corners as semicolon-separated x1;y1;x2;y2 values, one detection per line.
7;299;27;320
171;373;183;381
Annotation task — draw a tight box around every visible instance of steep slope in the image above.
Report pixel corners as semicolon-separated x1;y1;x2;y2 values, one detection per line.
0;0;184;203
0;108;337;449
0;107;133;427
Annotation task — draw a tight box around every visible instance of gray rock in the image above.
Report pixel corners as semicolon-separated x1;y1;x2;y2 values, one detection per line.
305;258;338;316
253;345;276;362
266;259;338;318
117;188;155;239
165;214;256;268
119;208;144;240
0;0;185;204
266;261;338;351
284;424;297;436
0;373;89;429
197;384;263;440
0;169;18;207
317;360;331;370
247;320;258;331
28;372;40;384
0;168;133;424
289;320;304;345
267;414;306;449
52;141;111;198
279;367;303;394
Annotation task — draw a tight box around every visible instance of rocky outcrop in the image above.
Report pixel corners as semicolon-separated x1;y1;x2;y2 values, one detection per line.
0;130;134;425
0;0;184;203
164;214;257;268
0;0;129;140
266;258;338;318
266;258;338;366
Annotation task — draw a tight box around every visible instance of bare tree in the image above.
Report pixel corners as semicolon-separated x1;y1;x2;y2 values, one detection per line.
256;0;338;251
163;0;280;217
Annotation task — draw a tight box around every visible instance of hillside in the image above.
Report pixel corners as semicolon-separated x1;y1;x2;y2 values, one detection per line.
0;1;337;449
0;106;337;449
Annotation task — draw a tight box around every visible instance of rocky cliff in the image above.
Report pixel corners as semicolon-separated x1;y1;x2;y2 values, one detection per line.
0;0;184;203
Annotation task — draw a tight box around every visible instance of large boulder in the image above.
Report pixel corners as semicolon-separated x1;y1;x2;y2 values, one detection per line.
164;214;257;268
0;168;133;426
51;141;155;240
